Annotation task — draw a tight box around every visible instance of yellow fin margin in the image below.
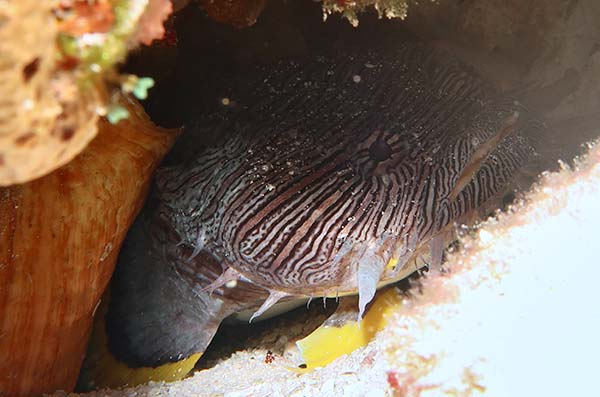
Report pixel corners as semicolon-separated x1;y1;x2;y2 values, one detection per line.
296;288;402;370
79;297;202;390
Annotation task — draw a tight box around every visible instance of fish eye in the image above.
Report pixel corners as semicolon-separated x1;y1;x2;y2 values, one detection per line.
368;137;393;162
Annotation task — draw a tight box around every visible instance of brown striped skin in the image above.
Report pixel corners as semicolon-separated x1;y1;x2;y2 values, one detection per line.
105;43;542;368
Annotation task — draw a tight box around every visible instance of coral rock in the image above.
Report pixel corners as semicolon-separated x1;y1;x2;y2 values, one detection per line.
0;0;101;187
201;0;267;28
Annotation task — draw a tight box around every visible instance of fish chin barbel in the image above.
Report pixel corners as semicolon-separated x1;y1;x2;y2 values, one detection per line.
103;43;541;373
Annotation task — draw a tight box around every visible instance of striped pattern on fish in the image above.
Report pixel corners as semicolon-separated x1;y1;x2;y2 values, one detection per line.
105;42;542;368
156;44;538;297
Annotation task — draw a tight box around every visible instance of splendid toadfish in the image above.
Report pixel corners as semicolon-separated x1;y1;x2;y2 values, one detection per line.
82;42;543;388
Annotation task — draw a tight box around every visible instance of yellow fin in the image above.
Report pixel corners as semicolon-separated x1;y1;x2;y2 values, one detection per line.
386;257;399;270
296;288;402;370
79;297;202;390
